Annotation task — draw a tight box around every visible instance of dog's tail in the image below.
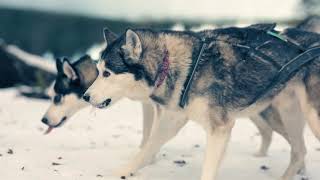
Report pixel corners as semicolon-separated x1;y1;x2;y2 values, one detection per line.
296;15;320;33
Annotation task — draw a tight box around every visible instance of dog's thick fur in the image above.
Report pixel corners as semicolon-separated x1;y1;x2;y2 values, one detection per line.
84;22;320;180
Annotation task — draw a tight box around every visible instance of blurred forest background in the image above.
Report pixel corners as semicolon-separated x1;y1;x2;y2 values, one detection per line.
0;0;319;56
0;0;319;95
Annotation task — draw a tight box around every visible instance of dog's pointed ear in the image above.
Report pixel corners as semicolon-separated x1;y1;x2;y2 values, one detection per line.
78;54;92;63
121;29;142;62
103;28;118;47
62;58;77;80
56;58;63;72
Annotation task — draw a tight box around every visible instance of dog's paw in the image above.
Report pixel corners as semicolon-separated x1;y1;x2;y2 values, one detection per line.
297;166;306;175
299;176;309;180
112;166;136;179
297;171;309;180
277;176;307;180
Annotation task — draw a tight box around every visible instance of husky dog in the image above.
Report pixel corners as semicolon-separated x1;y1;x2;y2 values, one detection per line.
39;43;307;179
83;23;320;180
40;45;289;152
42;18;319;179
41;53;155;146
41;16;320;132
41;55;98;129
42;53;306;179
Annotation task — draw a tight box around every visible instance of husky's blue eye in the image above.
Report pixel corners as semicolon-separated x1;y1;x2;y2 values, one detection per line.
103;71;111;78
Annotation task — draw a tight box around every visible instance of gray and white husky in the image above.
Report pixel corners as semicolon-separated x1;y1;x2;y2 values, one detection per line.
83;22;320;180
40;50;291;154
42;17;320;180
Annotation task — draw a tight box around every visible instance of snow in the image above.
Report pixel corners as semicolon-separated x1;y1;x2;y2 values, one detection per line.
191;24;217;32
86;43;106;61
0;88;320;180
171;24;186;31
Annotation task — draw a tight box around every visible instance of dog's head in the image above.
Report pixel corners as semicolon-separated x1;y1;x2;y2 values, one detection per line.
41;55;99;129
83;28;160;108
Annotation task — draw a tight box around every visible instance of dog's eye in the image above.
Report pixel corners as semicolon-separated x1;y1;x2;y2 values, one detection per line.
103;71;111;78
53;94;63;105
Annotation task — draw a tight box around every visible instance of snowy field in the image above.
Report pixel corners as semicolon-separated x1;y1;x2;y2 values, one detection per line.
0;88;319;180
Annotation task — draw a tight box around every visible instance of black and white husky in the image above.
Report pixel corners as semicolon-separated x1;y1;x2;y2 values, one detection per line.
40;51;295;155
41;54;155;146
83;22;320;180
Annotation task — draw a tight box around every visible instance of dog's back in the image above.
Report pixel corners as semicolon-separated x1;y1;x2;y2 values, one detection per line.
190;26;320;110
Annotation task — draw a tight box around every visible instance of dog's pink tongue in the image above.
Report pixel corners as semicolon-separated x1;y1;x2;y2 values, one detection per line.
44;127;54;135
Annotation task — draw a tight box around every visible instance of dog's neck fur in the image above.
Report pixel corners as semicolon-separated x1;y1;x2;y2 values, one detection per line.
136;31;202;108
154;48;170;88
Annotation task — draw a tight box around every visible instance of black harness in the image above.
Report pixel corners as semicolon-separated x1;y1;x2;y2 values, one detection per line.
179;30;320;108
179;38;208;108
249;45;320;106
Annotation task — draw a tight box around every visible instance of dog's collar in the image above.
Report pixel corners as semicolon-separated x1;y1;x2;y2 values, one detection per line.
154;49;170;88
179;38;207;108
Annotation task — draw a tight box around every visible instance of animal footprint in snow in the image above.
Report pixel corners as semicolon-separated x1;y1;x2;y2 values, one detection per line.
260;165;270;171
112;134;121;138
174;160;187;167
7;149;13;154
52;162;62;166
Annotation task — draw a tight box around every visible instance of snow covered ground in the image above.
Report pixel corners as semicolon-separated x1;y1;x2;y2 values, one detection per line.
0;88;320;180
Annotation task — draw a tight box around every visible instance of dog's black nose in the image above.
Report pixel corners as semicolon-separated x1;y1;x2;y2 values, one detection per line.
82;94;90;102
41;118;48;125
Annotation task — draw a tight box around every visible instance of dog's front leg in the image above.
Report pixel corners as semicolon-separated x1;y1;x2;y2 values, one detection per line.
114;107;188;178
201;120;234;180
140;102;156;148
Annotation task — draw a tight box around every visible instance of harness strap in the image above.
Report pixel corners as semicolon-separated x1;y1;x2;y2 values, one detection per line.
248;45;320;106
179;40;207;108
178;29;320;109
267;30;306;52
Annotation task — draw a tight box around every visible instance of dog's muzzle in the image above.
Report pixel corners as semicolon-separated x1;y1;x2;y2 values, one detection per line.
41;116;67;128
41;117;49;124
82;94;90;102
41;116;68;135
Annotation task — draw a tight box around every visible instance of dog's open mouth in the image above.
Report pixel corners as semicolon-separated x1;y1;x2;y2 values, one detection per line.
44;117;67;135
96;99;112;109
